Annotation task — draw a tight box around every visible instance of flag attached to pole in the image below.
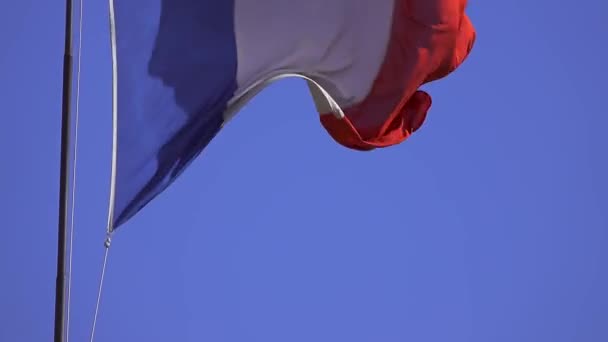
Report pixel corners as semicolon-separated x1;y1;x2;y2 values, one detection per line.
110;0;476;228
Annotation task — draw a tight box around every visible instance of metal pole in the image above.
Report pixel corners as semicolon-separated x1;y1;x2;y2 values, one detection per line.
54;0;73;340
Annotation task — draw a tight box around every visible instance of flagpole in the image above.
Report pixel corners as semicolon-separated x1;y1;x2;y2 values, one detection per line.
55;0;73;339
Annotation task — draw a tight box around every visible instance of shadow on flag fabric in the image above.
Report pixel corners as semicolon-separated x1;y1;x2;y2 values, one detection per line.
111;0;476;228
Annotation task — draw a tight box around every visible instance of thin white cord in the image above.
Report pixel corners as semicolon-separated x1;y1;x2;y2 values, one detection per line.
89;237;112;342
89;0;120;340
65;0;84;339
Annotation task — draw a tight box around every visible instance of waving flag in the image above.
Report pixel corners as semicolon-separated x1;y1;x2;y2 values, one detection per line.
110;0;476;228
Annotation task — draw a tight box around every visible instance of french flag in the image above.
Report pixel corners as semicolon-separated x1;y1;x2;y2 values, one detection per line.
111;0;476;228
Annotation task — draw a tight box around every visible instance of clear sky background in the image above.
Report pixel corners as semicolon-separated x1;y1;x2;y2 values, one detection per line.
1;1;607;341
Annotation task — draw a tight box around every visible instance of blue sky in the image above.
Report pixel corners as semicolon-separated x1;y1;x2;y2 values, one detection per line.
1;1;607;341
